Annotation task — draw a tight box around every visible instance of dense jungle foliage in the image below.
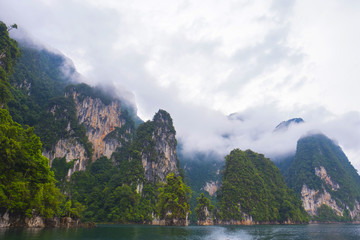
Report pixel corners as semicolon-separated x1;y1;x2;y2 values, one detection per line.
195;193;214;222
179;150;222;223
0;108;61;218
284;134;360;221
0;21;86;220
218;149;309;223
156;173;191;222
0;21;20;107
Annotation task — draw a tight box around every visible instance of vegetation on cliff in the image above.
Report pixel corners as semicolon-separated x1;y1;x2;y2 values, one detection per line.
64;110;183;224
156;173;191;224
218;149;309;223
179;150;222;223
68;156;156;223
6;43;101;160
195;193;214;223
284;134;360;221
0;21;20;107
0;108;62;218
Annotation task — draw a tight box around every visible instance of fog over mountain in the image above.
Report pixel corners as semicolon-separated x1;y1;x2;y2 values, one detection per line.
1;0;360;169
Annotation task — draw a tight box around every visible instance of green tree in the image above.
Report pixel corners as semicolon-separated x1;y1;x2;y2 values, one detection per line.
0;21;20;107
218;149;309;223
0;108;62;218
195;193;214;222
156;173;191;223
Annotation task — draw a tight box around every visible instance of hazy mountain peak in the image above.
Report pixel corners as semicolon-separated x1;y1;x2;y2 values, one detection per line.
274;118;304;132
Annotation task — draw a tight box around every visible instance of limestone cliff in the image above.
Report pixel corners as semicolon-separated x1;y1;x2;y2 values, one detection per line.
71;90;126;161
43;138;87;177
300;166;360;219
284;134;360;221
43;85;134;177
203;181;219;196
138;110;179;183
301;183;343;216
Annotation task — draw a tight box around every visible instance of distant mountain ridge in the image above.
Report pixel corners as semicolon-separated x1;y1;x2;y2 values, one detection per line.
274;118;304;132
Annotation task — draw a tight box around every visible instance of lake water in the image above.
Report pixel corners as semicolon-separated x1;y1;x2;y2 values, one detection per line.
2;224;360;240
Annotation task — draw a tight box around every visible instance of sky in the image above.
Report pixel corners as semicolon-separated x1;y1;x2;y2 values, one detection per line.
1;0;360;168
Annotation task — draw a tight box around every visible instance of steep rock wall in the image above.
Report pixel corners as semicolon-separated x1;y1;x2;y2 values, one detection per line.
301;166;360;219
315;166;340;191
43;88;131;177
301;184;343;216
203;181;219;196
72;92;124;161
141;110;179;183
43;138;87;177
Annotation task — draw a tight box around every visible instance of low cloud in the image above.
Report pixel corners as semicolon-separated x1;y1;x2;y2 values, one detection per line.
176;103;360;171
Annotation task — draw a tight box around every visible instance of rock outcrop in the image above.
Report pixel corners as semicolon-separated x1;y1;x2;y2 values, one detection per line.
301;166;360;219
141;110;179;183
197;206;213;226
284;134;360;221
43;138;87;177
203;181;219;196
72;91;125;161
301;184;343;216
152;213;189;226
44;87;134;177
0;211;96;228
215;214;255;225
314;166;340;191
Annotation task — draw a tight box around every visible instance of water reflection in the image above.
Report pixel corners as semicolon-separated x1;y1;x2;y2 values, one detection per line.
1;224;360;240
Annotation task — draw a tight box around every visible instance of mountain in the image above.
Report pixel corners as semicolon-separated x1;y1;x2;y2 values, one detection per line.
181;151;223;196
284;134;360;222
274;118;304;132
179;150;223;223
7;42;140;176
218;149;309;224
136;110;180;183
1;24;189;226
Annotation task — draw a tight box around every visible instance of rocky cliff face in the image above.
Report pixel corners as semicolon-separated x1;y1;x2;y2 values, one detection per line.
203;181;219;196
284;134;360;221
43;138;87;177
72;91;125;161
44;87;133;177
141;110;179;183
301;166;360;218
301;183;343;216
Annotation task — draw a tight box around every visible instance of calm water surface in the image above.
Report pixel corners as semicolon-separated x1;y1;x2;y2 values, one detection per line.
2;224;360;240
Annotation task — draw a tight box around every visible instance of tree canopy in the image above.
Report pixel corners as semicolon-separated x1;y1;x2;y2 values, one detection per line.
0;108;62;218
156;173;191;222
218;149;309;223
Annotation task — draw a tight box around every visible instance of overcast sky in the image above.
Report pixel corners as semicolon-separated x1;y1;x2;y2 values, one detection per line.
1;0;360;168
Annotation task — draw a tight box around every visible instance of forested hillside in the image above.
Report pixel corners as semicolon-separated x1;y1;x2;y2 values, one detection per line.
180;151;223;223
218;149;309;224
284;134;360;221
0;21;87;227
0;22;191;226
